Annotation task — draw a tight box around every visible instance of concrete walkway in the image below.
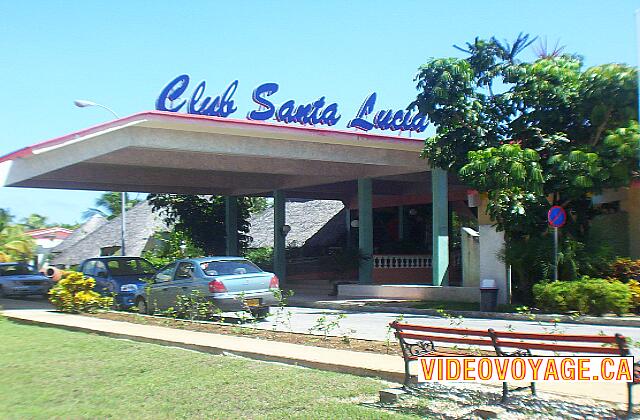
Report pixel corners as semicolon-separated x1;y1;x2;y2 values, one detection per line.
1;304;637;409
290;294;640;327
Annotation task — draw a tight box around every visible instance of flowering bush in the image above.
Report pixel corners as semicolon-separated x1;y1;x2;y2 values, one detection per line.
48;271;112;313
626;280;640;313
606;258;640;283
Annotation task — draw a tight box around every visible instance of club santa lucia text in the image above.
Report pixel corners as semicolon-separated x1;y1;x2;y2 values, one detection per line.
155;75;430;134
418;357;634;383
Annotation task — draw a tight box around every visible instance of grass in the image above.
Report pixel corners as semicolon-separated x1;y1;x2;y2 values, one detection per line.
0;317;416;419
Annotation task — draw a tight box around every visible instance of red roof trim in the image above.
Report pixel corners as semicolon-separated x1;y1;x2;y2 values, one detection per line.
25;227;74;235
0;110;424;164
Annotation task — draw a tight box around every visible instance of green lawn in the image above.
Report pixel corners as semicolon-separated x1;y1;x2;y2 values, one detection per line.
0;317;414;419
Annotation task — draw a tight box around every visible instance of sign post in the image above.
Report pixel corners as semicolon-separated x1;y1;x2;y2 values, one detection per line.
548;206;567;281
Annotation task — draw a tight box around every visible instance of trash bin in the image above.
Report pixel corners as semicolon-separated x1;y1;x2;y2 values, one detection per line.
480;279;498;312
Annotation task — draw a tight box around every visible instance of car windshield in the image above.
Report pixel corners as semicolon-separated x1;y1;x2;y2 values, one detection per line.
200;260;262;276
0;264;37;276
106;258;156;276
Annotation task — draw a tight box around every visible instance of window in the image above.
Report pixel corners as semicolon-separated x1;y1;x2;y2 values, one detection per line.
200;260;262;276
175;262;195;280
82;260;96;277
106;258;156;276
0;264;36;276
94;261;108;278
154;263;176;283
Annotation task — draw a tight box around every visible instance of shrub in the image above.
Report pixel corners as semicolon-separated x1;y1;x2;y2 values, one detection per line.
244;247;273;270
48;271;113;313
533;276;631;316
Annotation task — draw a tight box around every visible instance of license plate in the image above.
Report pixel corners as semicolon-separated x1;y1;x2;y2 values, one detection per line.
245;299;260;307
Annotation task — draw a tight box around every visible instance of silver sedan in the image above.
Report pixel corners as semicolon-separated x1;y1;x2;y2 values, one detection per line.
0;263;52;298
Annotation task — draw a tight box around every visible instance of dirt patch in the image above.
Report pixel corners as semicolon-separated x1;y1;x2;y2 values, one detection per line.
86;311;485;357
87;311;404;355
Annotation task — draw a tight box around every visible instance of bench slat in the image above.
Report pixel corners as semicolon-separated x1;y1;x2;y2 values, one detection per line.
392;322;490;337
492;330;618;343
398;332;494;347
494;339;621;354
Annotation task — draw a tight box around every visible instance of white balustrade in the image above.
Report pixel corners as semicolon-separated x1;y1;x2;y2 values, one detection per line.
373;255;432;269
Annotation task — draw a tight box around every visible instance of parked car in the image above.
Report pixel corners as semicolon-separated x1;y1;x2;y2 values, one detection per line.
0;262;52;298
135;257;279;319
79;257;157;309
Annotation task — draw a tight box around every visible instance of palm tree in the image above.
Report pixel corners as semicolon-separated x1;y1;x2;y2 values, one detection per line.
21;213;49;230
0;208;13;232
0;225;36;262
83;192;141;220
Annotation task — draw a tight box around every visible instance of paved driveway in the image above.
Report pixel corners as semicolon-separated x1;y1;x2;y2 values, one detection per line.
3;297;639;352
254;306;640;346
0;297;53;311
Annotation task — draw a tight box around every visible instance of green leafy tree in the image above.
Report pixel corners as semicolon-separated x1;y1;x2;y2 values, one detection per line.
143;230;204;267
59;222;81;230
83;192;142;220
412;34;639;299
147;195;256;255
247;197;269;214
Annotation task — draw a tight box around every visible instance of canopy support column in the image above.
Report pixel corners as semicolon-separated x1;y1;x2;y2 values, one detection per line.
358;178;373;284
273;190;286;285
432;168;449;286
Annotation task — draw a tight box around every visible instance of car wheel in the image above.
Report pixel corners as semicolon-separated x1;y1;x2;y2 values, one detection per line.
137;298;148;315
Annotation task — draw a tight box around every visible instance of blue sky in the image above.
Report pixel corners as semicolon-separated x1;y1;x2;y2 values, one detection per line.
1;1;639;225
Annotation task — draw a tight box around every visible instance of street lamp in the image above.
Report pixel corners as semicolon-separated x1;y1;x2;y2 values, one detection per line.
73;99;127;256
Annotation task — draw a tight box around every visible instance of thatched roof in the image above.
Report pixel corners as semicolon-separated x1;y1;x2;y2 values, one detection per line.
248;200;344;248
52;214;107;254
50;202;168;266
51;199;345;266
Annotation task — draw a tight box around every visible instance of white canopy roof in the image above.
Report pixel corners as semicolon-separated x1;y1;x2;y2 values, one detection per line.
0;111;431;198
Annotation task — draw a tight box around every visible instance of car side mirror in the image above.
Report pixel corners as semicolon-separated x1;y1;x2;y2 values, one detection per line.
96;271;107;278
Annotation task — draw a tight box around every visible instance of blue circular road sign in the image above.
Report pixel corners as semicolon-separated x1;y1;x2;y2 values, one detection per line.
548;206;566;228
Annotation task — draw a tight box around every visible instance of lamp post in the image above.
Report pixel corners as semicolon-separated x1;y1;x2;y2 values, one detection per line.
73;99;127;256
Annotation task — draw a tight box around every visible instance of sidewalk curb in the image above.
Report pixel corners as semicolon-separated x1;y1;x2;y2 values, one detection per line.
3;311;406;384
293;300;640;327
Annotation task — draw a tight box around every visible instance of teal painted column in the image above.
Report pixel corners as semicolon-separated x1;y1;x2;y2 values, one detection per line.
432;168;449;286
398;205;405;241
225;196;238;256
358;178;373;284
273;190;286;284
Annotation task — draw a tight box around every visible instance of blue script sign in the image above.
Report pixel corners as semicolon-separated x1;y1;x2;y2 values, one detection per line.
156;74;429;134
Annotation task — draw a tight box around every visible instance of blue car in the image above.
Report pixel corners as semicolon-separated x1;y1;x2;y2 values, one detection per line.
79;257;157;309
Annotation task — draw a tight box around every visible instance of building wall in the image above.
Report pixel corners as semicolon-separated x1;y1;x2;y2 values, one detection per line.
621;185;640;259
478;195;507;304
590;212;629;257
373;267;432;284
461;227;480;287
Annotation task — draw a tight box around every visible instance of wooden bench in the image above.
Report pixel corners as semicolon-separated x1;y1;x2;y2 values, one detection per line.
390;321;639;414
